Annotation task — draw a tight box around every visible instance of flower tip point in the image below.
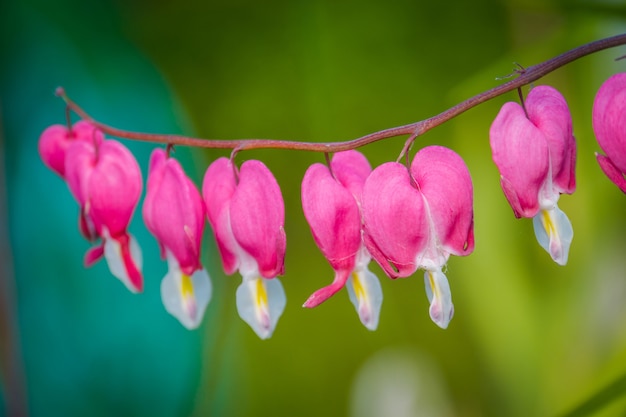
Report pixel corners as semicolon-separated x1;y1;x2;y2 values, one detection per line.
248;312;274;340
359;310;378;331
302;295;319;309
84;245;105;267
533;206;573;266
429;300;454;329
303;284;343;308
130;279;144;294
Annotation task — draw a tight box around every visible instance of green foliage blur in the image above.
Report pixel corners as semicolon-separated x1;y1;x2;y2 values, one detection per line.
2;0;626;416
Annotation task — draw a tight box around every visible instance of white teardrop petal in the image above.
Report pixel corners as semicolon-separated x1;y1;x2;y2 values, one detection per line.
161;252;212;330
424;268;454;329
533;204;573;266
346;267;383;331
236;276;286;339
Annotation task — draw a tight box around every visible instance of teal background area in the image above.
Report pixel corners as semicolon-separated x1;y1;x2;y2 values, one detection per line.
2;1;626;416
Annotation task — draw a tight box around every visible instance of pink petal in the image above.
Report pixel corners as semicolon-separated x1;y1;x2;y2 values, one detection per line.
84;244;104;267
301;162;361;272
65;141;100;240
330;150;372;202
64;140;97;207
87;140;142;238
202;157;240;275
490;101;550;218
142;148;168;257
596;153;626;193
526;86;576;194
362;162;428;278
411;146;474;257
143;148;205;274
230;160;286;279
38;121;104;178
71;120;105;146
39;125;72;177
302;269;351;308
593;73;626;174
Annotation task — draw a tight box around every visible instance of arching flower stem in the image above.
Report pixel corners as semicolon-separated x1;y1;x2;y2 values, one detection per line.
55;33;626;153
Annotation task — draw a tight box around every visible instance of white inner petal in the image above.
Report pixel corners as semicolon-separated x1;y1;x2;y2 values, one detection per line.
423;268;454;329
346;266;383;331
532;204;573;266
161;251;212;330
236;275;286;339
103;229;143;293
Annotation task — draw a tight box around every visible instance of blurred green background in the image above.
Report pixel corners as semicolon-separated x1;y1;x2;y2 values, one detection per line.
2;0;626;416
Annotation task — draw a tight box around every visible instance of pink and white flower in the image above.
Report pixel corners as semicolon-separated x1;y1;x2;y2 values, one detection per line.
490;85;576;265
39;121;105;240
143;148;211;329
203;158;286;339
362;146;474;329
301;150;382;330
64;138;143;292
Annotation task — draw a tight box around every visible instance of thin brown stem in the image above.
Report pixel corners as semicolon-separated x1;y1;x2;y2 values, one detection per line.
325;152;337;181
397;132;418;163
165;143;174;157
518;87;528;119
56;33;626;153
65;104;72;131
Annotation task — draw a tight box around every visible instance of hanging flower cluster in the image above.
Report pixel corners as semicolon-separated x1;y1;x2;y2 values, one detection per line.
39;66;626;338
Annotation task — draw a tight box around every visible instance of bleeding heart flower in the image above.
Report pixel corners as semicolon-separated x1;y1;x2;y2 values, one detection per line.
143;148;211;329
301;150;382;330
490;85;575;265
362;146;474;329
39;121;105;240
65;138;143;292
39;120;104;178
203;157;286;339
592;72;626;193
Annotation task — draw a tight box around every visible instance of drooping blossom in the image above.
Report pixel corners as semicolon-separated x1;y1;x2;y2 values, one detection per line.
39;120;104;178
301;150;382;330
362;146;474;329
39;121;105;240
64;138;143;292
203;158;286;339
490;85;575;265
143;148;211;329
592;72;626;193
